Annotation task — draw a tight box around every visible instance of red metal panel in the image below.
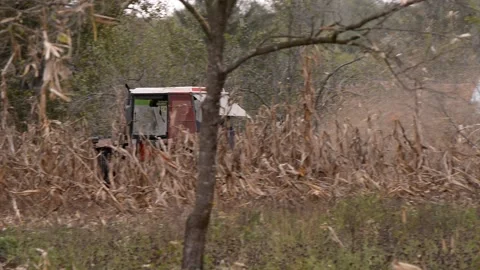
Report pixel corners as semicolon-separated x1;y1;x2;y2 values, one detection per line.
138;140;147;161
191;87;205;92
168;94;197;139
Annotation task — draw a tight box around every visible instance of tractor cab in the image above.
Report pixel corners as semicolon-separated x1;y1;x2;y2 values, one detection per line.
92;86;249;184
125;86;249;144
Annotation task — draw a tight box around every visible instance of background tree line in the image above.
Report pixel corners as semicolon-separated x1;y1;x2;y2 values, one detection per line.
2;0;479;135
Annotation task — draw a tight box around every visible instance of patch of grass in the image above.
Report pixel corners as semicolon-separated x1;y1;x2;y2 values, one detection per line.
0;235;19;266
1;195;480;269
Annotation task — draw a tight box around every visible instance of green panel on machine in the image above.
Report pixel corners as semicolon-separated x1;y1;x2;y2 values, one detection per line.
134;99;151;105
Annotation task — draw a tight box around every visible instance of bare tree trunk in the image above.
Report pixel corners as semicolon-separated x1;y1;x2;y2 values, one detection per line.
181;64;225;270
178;1;425;269
181;2;230;269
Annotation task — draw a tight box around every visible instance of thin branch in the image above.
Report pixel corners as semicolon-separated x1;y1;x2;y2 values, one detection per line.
357;27;451;38
177;0;211;38
239;88;270;109
382;56;417;91
397;46;461;76
225;0;425;74
1;53;15;129
254;27;283;47
358;11;396;38
314;22;339;37
226;35;360;74
1;53;14;76
439;100;479;149
343;0;424;31
127;68;145;82
315;56;365;107
347;35;420;92
370;34;469;95
268;35;316;40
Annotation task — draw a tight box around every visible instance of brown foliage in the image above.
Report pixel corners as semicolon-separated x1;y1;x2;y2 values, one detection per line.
1;102;480;220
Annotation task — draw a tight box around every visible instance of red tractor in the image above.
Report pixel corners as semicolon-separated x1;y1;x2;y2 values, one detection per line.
92;85;250;183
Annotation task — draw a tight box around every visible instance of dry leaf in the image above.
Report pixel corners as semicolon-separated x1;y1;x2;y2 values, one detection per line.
93;14;120;25
458;33;471;39
0;17;18;24
233;262;247;269
447;11;459;19
392;259;423;270
49;88;71;102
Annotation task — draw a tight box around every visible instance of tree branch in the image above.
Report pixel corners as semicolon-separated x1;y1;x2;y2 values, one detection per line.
357;27;450;38
343;0;424;31
239;88;270;109
315;56;365;107
177;0;211;38
226;35;360;74
225;0;425;74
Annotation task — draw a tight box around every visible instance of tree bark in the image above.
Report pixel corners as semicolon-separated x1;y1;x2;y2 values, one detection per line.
181;61;225;270
181;2;230;269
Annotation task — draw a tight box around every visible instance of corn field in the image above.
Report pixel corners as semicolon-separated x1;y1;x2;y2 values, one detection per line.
1;102;480;221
